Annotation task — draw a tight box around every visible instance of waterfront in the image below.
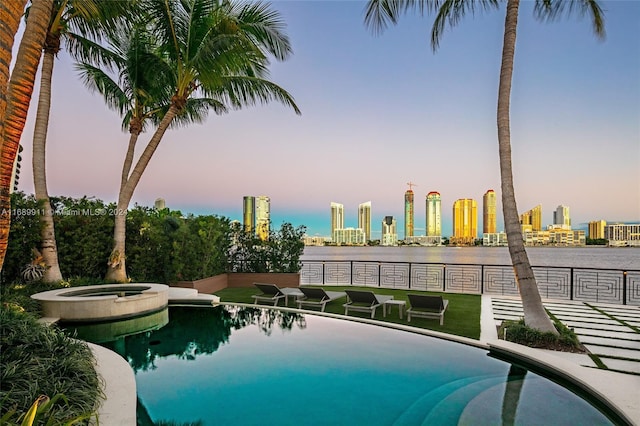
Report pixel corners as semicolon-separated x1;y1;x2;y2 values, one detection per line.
301;246;640;270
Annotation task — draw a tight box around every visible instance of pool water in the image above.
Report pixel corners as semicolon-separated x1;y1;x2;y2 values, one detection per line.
76;306;616;425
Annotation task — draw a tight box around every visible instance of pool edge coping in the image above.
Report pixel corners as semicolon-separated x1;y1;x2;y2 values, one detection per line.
91;302;637;425
221;302;637;425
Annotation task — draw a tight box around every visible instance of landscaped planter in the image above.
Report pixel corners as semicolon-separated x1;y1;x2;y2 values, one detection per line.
173;273;300;294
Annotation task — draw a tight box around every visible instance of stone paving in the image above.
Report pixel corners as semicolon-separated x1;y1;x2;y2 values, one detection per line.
490;296;640;375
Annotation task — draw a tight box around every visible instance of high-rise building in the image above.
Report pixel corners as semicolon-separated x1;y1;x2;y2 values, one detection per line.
553;205;571;230
256;196;270;241
520;205;542;231
404;187;414;239
605;223;640;247
358;201;372;242
154;198;166;210
483;189;497;234
426;192;442;237
333;228;366;245
243;196;255;233
588;220;607;239
330;202;344;238
381;216;398;246
452;198;477;245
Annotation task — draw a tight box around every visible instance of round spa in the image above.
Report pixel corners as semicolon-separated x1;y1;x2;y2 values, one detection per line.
31;283;169;322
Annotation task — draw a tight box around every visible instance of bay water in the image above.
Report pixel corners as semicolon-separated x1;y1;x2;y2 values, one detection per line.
302;246;640;270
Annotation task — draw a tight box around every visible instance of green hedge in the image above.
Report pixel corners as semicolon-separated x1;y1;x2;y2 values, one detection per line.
3;192;306;285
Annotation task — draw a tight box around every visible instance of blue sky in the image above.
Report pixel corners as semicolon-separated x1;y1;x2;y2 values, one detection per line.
14;0;640;238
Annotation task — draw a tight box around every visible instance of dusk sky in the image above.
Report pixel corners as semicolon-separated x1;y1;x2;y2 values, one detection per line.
14;0;640;238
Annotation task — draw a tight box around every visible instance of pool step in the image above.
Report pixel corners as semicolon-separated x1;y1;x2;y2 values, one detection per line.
167;287;220;306
392;375;503;425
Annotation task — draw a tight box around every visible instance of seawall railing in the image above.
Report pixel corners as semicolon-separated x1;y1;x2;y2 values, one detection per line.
300;260;640;306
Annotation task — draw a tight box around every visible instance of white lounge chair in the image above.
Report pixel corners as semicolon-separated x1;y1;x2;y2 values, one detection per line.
406;294;449;325
296;287;346;312
252;283;303;306
343;290;394;319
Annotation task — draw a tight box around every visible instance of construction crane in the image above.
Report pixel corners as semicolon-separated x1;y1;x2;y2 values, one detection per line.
407;181;418;191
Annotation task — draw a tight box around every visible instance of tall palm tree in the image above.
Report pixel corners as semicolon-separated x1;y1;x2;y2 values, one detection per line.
103;0;300;282
30;0;131;282
1;0;28;132
76;26;174;196
364;0;605;333
0;0;53;272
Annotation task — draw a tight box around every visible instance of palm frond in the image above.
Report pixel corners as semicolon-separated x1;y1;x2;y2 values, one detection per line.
65;33;124;71
143;0;180;62
165;97;229;128
364;0;444;35
232;1;292;61
210;75;301;115
75;63;132;128
534;0;605;39
431;0;499;50
63;0;135;43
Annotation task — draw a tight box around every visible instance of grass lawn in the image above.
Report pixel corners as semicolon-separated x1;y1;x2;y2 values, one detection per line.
214;286;481;340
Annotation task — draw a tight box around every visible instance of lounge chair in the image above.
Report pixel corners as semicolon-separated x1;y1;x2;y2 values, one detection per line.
252;283;304;306
343;290;394;319
406;294;449;325
296;287;346;312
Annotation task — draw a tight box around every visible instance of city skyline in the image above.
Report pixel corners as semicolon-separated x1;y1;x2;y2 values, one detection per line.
11;1;639;238
325;191;610;241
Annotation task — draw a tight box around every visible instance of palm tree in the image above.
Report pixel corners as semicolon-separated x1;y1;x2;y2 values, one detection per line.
76;26;174;197
0;0;28;129
102;0;300;282
364;0;605;333
30;0;131;282
0;0;53;272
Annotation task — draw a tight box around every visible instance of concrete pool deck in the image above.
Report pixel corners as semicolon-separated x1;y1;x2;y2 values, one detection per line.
482;295;640;425
90;295;639;425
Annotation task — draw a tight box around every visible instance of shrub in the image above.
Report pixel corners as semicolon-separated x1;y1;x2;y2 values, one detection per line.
0;308;102;424
498;317;585;352
227;221;306;273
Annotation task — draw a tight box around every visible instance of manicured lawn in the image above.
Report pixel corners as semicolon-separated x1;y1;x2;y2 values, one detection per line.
214;286;481;340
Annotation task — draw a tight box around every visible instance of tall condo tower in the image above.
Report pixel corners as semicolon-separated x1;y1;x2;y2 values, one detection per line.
358;201;372;242
520;205;543;231
483;189;497;233
381;216;398;246
452;198;478;245
154;198;166;210
588;220;607;239
255;196;270;241
426;191;442;237
242;196;255;233
553;205;571;229
404;182;416;239
330;202;344;237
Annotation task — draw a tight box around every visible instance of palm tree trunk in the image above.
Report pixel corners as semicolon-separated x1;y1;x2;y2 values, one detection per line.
105;106;179;282
498;0;556;333
0;0;52;272
32;50;63;282
0;0;27;135
120;131;139;192
0;0;27;273
105;130;139;282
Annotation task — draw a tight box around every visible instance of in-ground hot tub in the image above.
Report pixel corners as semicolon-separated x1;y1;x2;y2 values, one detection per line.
31;283;169;322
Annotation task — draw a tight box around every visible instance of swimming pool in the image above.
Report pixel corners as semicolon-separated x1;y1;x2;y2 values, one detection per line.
75;305;618;425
